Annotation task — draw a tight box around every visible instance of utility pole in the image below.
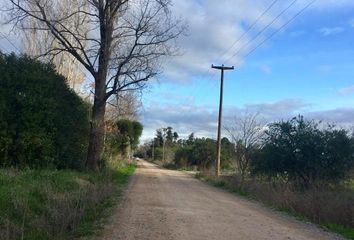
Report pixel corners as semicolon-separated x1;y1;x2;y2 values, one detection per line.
162;137;166;163
152;139;155;161
211;64;234;177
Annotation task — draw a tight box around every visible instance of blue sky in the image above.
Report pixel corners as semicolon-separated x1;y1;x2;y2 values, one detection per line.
139;0;354;140
1;0;354;141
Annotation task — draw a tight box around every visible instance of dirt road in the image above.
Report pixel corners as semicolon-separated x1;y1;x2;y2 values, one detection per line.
97;160;342;240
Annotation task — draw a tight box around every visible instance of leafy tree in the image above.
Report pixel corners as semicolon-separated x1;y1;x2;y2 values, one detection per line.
174;146;193;168
107;119;143;157
173;132;179;142
0;53;89;169
191;138;217;169
187;133;195;145
165;127;174;144
174;136;232;170
221;137;234;169
155;129;164;147
251;116;354;185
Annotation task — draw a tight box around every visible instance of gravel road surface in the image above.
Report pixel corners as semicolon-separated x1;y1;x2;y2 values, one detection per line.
97;160;343;240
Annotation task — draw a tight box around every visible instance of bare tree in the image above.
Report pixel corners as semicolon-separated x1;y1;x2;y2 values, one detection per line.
225;112;266;178
106;91;141;122
21;1;87;90
6;0;184;170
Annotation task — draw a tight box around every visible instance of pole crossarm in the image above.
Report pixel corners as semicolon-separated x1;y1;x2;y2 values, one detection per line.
211;64;235;71
211;63;234;177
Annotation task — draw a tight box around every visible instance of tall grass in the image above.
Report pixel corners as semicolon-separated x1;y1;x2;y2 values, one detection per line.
0;164;135;240
199;173;354;239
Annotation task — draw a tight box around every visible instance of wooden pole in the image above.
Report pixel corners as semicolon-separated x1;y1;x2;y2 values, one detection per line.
211;64;234;177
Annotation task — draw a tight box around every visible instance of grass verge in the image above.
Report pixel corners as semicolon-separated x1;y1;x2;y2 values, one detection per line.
0;164;135;240
197;173;354;240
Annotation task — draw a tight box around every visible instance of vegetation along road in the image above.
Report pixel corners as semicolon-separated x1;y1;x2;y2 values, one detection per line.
96;160;342;240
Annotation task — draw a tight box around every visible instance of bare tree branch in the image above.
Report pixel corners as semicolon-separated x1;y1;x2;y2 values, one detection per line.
5;0;185;170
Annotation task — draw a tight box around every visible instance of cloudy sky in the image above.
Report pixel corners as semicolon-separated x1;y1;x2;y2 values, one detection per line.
1;0;354;141
139;0;354;141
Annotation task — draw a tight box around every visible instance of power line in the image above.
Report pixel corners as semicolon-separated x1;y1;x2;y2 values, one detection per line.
207;0;315;146
197;0;294;105
0;41;8;53
194;0;281;105
0;32;21;53
196;0;280;91
225;0;298;63
234;0;316;63
217;0;279;63
196;0;296;104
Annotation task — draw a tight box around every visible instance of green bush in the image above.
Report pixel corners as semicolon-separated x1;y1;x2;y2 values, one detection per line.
173;137;233;170
0;53;89;169
252;116;354;185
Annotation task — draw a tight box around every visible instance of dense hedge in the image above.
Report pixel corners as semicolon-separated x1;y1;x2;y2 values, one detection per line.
0;53;90;169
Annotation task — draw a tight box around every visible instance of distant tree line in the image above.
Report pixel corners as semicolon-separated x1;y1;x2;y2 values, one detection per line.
138;115;354;186
136;128;234;170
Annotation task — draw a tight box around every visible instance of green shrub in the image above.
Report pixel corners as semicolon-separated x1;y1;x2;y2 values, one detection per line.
0;53;90;169
252;116;354;185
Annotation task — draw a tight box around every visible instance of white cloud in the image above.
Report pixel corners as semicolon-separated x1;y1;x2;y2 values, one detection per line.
337;85;354;96
0;23;22;54
317;64;332;73
244;99;310;117
305;0;354;9
3;0;352;82
140;98;310;140
308;108;354;126
289;30;306;38
140;97;354;141
165;0;354;83
166;0;289;83
318;27;344;36
260;64;272;74
349;18;354;27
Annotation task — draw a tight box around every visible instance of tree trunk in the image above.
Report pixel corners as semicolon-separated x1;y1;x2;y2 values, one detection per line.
86;75;107;171
87;99;106;171
86;4;114;171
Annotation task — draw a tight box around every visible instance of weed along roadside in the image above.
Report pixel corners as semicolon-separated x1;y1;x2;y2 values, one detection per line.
0;163;136;240
196;173;354;240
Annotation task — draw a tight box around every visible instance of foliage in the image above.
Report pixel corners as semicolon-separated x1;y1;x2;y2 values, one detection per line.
0;53;89;169
154;127;179;148
0;164;135;240
106;119;143;158
142;127;235;170
116;119;143;150
251;116;354;185
190;138;217;169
